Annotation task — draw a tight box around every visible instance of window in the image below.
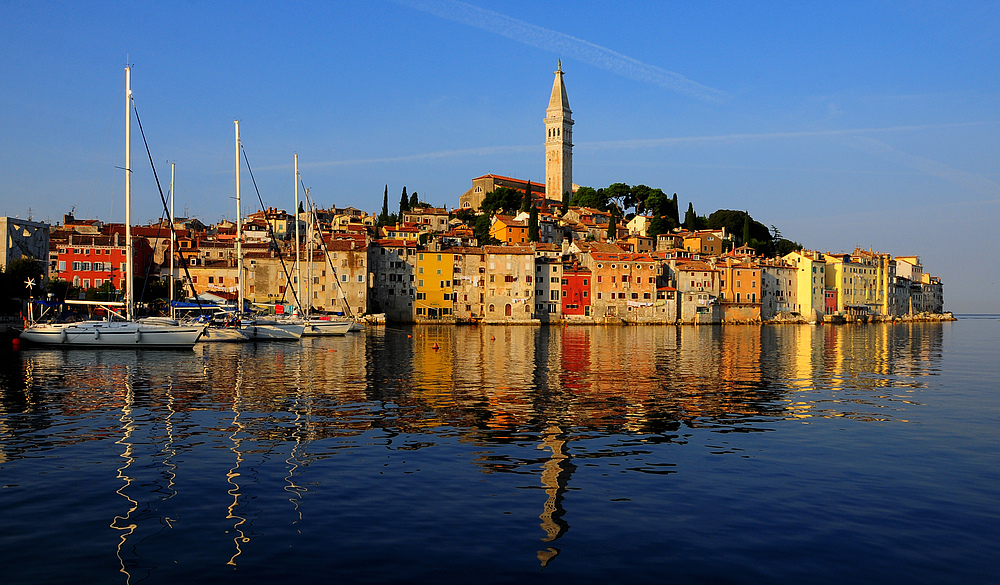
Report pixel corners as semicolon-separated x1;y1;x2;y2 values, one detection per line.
583;279;588;286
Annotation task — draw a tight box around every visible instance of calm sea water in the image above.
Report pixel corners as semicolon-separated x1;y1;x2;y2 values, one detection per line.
1;319;997;584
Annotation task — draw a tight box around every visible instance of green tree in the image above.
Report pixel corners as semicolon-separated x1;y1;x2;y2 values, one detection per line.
706;210;771;246
473;214;499;246
409;191;419;209
774;238;802;257
669;193;679;225
561;190;570;215
647;215;677;239
520;181;533;212
378;185;390;226
606;215;617;241
570;186;606;210
453;208;476;225
528;206;540;242
399;186;410;215
480;187;524;217
632;184;653;214
683;202;696;230
1;256;45;314
604;182;633;217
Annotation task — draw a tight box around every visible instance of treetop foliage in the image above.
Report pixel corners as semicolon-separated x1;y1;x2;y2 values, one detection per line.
480;187;525;217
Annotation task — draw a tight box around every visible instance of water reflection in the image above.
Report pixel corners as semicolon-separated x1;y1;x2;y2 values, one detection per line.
0;323;948;577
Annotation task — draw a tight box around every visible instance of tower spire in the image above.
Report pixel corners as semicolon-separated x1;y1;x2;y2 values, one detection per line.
545;61;573;206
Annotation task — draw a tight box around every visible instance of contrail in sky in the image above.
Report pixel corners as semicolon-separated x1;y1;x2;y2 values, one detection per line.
296;122;987;167
843;136;1000;199
391;0;727;102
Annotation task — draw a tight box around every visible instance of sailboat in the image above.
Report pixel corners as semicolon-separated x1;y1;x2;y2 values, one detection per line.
19;67;205;348
292;155;352;337
232;121;304;341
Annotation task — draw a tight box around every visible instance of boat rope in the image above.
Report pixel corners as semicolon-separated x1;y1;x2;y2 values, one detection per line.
238;144;303;313
301;180;355;318
131;98;204;314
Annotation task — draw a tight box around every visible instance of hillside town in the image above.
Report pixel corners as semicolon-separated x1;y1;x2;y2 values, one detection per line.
1;64;947;325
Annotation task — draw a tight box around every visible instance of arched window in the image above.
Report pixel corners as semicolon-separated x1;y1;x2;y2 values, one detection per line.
488;304;495;312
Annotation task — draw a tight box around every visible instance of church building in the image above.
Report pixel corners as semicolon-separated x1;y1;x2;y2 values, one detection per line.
459;62;577;211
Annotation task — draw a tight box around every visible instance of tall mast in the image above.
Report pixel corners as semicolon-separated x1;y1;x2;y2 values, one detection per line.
235;120;244;314
125;66;134;320
169;162;175;317
307;196;313;317
294;153;301;313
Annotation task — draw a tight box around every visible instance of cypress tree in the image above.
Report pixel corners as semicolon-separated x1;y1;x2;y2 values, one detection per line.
399;186;409;215
683;202;696;230
606;215;617;241
410;191;418;209
670;193;679;225
521;181;533;212
742;211;751;245
379;185;389;226
528;205;539;242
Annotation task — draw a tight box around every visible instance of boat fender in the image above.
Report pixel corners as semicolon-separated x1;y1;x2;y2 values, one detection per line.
59;329;67;343
135;330;142;342
94;329;100;340
252;326;257;338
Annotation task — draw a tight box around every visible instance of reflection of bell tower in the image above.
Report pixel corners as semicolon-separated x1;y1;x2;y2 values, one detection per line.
545;60;573;205
536;424;575;567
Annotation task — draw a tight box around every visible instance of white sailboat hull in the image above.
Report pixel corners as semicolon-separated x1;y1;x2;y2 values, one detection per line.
300;318;352;336
198;326;249;342
239;320;304;340
20;321;205;349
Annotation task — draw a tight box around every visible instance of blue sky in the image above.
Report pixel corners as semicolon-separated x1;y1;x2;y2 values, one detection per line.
1;1;997;312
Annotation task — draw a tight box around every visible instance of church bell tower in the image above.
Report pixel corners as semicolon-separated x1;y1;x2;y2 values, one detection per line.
545;60;573;205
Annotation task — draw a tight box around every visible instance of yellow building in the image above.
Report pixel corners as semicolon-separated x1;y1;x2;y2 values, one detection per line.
414;249;454;320
782;250;827;320
824;252;882;316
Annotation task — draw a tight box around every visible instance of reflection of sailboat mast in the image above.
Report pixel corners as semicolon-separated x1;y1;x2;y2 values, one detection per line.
111;364;137;584
226;354;248;565
536;424;576;567
284;346;309;526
